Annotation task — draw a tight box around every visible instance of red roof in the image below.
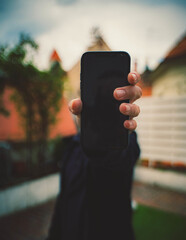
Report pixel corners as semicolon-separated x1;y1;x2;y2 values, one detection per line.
50;49;61;62
165;34;186;59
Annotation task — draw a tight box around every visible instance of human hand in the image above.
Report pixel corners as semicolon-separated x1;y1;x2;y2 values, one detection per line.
69;72;142;131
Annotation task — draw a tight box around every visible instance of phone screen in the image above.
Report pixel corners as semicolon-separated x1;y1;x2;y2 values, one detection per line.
81;51;130;154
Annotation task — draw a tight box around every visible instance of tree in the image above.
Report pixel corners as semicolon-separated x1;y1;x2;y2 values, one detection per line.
0;33;65;173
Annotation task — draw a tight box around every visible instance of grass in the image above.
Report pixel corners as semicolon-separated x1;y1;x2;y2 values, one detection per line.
133;205;186;240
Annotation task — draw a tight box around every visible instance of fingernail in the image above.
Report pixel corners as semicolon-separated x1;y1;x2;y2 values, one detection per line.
125;105;130;112
127;121;132;128
116;89;126;98
132;73;137;82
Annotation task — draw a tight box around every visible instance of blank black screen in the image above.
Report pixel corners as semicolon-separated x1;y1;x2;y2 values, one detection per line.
81;51;130;153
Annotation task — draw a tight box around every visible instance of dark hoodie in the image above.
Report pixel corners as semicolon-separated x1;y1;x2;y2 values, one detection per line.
47;131;140;240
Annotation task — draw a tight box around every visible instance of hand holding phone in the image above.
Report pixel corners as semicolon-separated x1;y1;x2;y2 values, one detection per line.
81;51;132;155
70;52;141;156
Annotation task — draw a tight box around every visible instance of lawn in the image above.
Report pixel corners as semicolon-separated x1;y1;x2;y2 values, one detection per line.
133;205;186;240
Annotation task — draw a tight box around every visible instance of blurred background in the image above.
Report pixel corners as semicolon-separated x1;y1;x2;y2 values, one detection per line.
0;0;186;239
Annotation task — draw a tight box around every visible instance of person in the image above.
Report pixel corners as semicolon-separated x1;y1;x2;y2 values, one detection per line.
47;72;142;240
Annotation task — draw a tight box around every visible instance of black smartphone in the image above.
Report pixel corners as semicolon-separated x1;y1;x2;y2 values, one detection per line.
80;51;130;155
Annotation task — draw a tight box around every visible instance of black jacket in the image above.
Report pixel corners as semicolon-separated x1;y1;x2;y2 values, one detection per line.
47;131;140;240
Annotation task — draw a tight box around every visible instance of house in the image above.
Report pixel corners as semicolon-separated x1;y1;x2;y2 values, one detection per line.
136;33;186;170
142;34;186;96
66;32;111;101
49;49;77;138
66;28;154;100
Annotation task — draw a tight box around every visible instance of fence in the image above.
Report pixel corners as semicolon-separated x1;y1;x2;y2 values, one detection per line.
136;96;186;166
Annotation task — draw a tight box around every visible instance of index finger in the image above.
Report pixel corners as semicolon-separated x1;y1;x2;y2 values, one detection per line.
128;72;141;85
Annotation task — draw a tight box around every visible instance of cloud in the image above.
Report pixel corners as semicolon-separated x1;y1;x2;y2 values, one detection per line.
0;0;62;43
56;0;78;5
34;1;186;72
1;0;186;72
56;0;186;7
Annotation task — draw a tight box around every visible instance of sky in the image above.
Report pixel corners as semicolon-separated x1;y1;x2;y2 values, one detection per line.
0;0;186;72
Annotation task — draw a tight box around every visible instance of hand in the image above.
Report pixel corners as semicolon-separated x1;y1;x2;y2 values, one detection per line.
69;72;142;131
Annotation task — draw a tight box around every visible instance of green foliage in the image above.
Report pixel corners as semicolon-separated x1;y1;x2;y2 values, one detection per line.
0;33;66;167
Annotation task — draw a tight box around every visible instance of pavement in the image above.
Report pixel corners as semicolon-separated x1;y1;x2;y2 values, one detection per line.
132;181;186;216
0;181;185;240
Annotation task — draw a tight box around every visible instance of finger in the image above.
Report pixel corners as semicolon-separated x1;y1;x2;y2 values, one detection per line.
124;119;137;131
128;71;141;85
113;85;142;103
68;98;82;116
119;103;140;118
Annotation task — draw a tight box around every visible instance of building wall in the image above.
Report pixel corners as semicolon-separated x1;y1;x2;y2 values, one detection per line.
136;95;186;166
152;65;186;96
0;88;25;141
0;88;77;141
66;61;81;101
66;38;111;101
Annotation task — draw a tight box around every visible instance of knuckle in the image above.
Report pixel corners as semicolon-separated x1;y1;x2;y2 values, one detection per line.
132;104;139;117
134;106;138;116
133;86;142;101
131;105;136;116
138;105;140;114
136;105;140;116
129;86;136;98
133;121;137;129
131;119;137;129
138;87;142;98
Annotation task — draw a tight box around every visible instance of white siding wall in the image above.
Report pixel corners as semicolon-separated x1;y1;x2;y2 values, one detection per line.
152;66;186;96
136;96;186;164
